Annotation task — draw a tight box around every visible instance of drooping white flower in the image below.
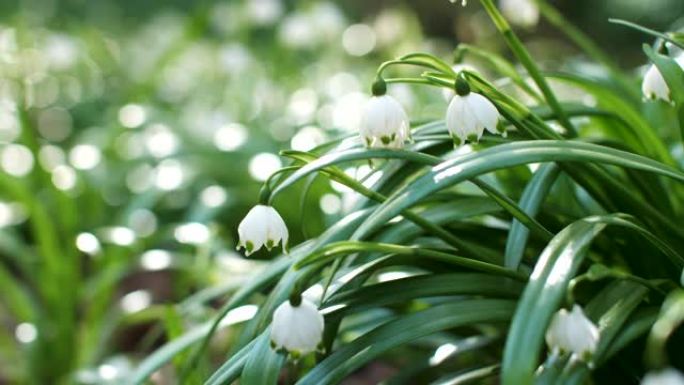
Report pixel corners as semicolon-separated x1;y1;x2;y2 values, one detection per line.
545;304;599;361
270;296;324;354
237;204;288;256
500;0;539;28
642;55;684;102
359;78;410;149
642;368;684;385
445;77;501;145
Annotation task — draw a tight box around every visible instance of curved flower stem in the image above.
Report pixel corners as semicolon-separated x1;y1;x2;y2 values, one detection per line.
295;241;528;282
478;0;577;137
277;152;488;259
384;77;437;87
259;166;302;204
454;43;544;102
610;18;684;50
376;59;447;77
398;52;457;75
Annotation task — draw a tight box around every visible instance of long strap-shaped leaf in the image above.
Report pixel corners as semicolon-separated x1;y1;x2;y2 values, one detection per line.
296;299;516;385
501;214;680;385
127;305;257;385
240;330;284;385
504;164;561;269
351;141;684;241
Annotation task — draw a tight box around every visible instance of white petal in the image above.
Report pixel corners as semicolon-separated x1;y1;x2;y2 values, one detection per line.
642;64;670;102
642;368;684;385
468;93;500;135
271;298;324;354
500;0;539;27
237;205;270;255
446;96;470;142
265;206;289;251
360;95;409;148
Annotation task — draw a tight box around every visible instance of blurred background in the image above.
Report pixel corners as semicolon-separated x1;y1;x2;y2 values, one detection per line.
0;0;683;384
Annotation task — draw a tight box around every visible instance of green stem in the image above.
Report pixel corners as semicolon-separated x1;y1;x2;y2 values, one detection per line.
609;18;684;50
296;241;527;282
479;0;577;136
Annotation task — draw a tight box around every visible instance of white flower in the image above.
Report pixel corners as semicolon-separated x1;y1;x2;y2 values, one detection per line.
237;204;288;256
271;297;324;354
545;304;599;360
360;79;410;149
642;55;684;102
445;78;501;145
642;368;684;385
500;0;539;28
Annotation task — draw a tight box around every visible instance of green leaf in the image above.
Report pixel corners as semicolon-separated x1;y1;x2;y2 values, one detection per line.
296;299;516;385
352;140;684;241
502;216;610;385
505;164;560;268
323;273;524;316
240;331;285;385
128;305;257;385
204;338;259;385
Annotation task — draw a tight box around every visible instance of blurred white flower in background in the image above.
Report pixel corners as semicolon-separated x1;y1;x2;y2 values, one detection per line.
118;104;146;128
499;0;540;27
342;24;376;57
1;144;34;176
248;152;281;182
641;368;684;385
214;122;248;151
44;34;79;70
246;0;284;26
291;125;327;151
279;12;318;49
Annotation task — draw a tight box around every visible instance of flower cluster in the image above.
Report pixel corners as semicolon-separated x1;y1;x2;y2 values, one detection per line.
545;304;599;361
361;73;503;149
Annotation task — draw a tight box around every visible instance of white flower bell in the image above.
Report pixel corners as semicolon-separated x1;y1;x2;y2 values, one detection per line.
359;78;410;149
642;368;684;385
545;304;599;361
237;204;288;256
445;76;502;145
642;55;684;102
500;0;540;28
270;296;324;355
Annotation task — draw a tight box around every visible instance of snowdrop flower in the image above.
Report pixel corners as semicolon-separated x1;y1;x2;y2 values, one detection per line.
359;78;410;149
545;304;599;361
500;0;539;28
642;368;684;385
237;204;288;256
271;295;324;355
445;76;502;145
642;55;684;102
